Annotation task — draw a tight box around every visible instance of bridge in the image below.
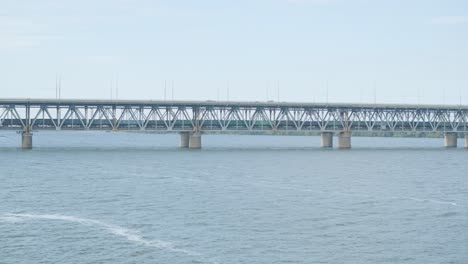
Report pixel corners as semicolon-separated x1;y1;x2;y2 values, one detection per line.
1;98;468;149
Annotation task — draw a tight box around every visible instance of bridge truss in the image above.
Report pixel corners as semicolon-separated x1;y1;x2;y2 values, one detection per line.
1;99;467;134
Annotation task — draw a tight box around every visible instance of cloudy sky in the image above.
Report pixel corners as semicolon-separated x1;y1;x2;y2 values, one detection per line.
1;0;467;104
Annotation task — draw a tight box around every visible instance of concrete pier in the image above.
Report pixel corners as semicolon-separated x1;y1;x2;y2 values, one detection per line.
189;133;202;149
179;132;190;148
465;134;468;149
444;132;458;148
338;131;351;149
21;131;33;149
321;132;333;148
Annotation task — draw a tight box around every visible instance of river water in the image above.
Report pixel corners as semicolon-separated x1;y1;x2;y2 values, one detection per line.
0;132;467;263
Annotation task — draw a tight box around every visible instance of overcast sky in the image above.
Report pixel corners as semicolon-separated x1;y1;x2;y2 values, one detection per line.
1;0;467;104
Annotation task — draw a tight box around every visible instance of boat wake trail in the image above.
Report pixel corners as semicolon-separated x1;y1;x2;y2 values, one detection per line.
0;213;218;263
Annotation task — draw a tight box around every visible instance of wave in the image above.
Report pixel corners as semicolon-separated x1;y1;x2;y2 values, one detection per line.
328;192;458;206
327;191;459;206
401;197;458;206
0;213;218;263
250;181;460;207
436;212;459;218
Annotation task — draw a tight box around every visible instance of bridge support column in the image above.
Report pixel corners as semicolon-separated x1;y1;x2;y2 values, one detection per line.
321;132;333;148
338;131;351;149
179;132;190;148
21;130;33;149
189;133;202;149
444;132;458;148
464;134;468;149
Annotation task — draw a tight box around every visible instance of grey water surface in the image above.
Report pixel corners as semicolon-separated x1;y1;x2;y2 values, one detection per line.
0;131;467;264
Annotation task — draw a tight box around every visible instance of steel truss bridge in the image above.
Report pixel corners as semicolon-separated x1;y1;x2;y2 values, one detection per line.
1;99;468;148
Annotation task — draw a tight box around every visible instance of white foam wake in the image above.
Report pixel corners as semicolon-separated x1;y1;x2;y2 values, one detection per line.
0;213;208;260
